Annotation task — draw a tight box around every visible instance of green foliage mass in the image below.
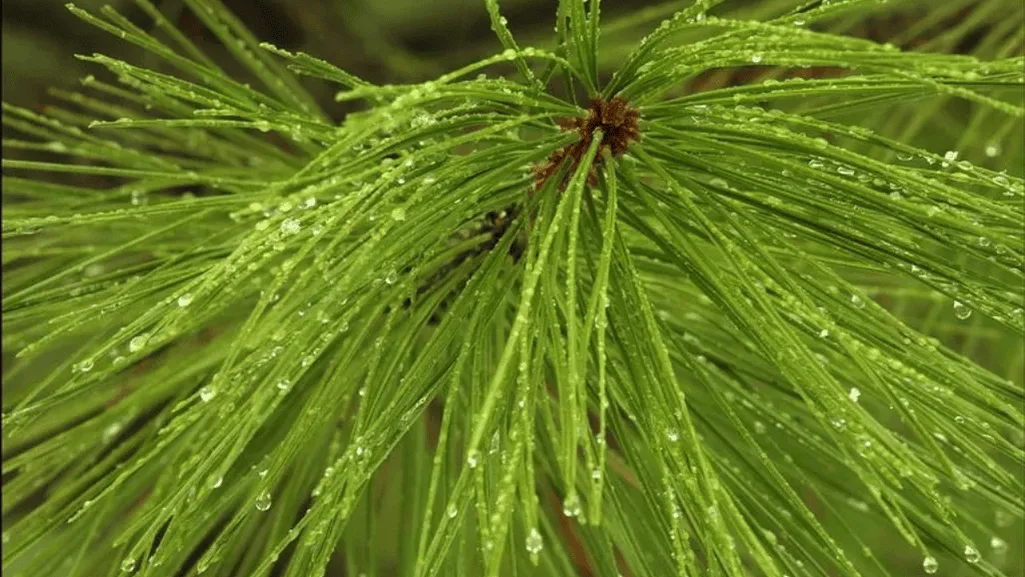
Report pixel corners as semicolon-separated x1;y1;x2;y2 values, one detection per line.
2;1;1023;576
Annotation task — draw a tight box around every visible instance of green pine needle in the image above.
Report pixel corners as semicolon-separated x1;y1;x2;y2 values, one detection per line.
2;1;1023;576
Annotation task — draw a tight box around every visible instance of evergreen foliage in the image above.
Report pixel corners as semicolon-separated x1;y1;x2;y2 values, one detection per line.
2;1;1023;576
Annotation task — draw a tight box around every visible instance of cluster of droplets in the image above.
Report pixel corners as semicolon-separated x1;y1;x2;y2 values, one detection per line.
919;542;989;574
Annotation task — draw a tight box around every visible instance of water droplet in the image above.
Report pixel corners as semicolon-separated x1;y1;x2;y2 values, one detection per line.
666;429;679;442
280;218;301;235
848;388;861;403
850;294;865;309
922;555;938;574
121;557;136;572
953;301;972;320
447;504;458;518
985;143;1001;157
525;527;543;554
177;293;194;307
964;545;980;563
390;207;406;222
502;48;516;59
990;536;1007;551
255;491;272;511
210;476;223;489
591;468;602;481
818;329;829;338
129;334;149;353
563;493;582;517
78;358;95;372
750;53;763;63
199;386;217;402
466;449;480;469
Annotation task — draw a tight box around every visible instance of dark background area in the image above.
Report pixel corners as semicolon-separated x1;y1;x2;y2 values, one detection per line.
2;0;677;115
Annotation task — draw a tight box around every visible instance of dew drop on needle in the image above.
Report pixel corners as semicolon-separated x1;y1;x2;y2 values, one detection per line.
953;300;972;320
922;555;938;574
964;545;980;564
525;528;543;555
255;491;272;511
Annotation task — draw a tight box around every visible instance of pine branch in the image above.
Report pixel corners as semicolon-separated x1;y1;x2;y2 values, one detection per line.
2;1;1023;576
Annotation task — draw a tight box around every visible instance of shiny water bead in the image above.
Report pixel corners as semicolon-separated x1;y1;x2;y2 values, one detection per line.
525;528;544;554
255;491;272;511
953;301;972;320
129;334;149;352
922;555;938;574
280;218;301;235
199;386;217;402
964;545;980;564
563;493;582;517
